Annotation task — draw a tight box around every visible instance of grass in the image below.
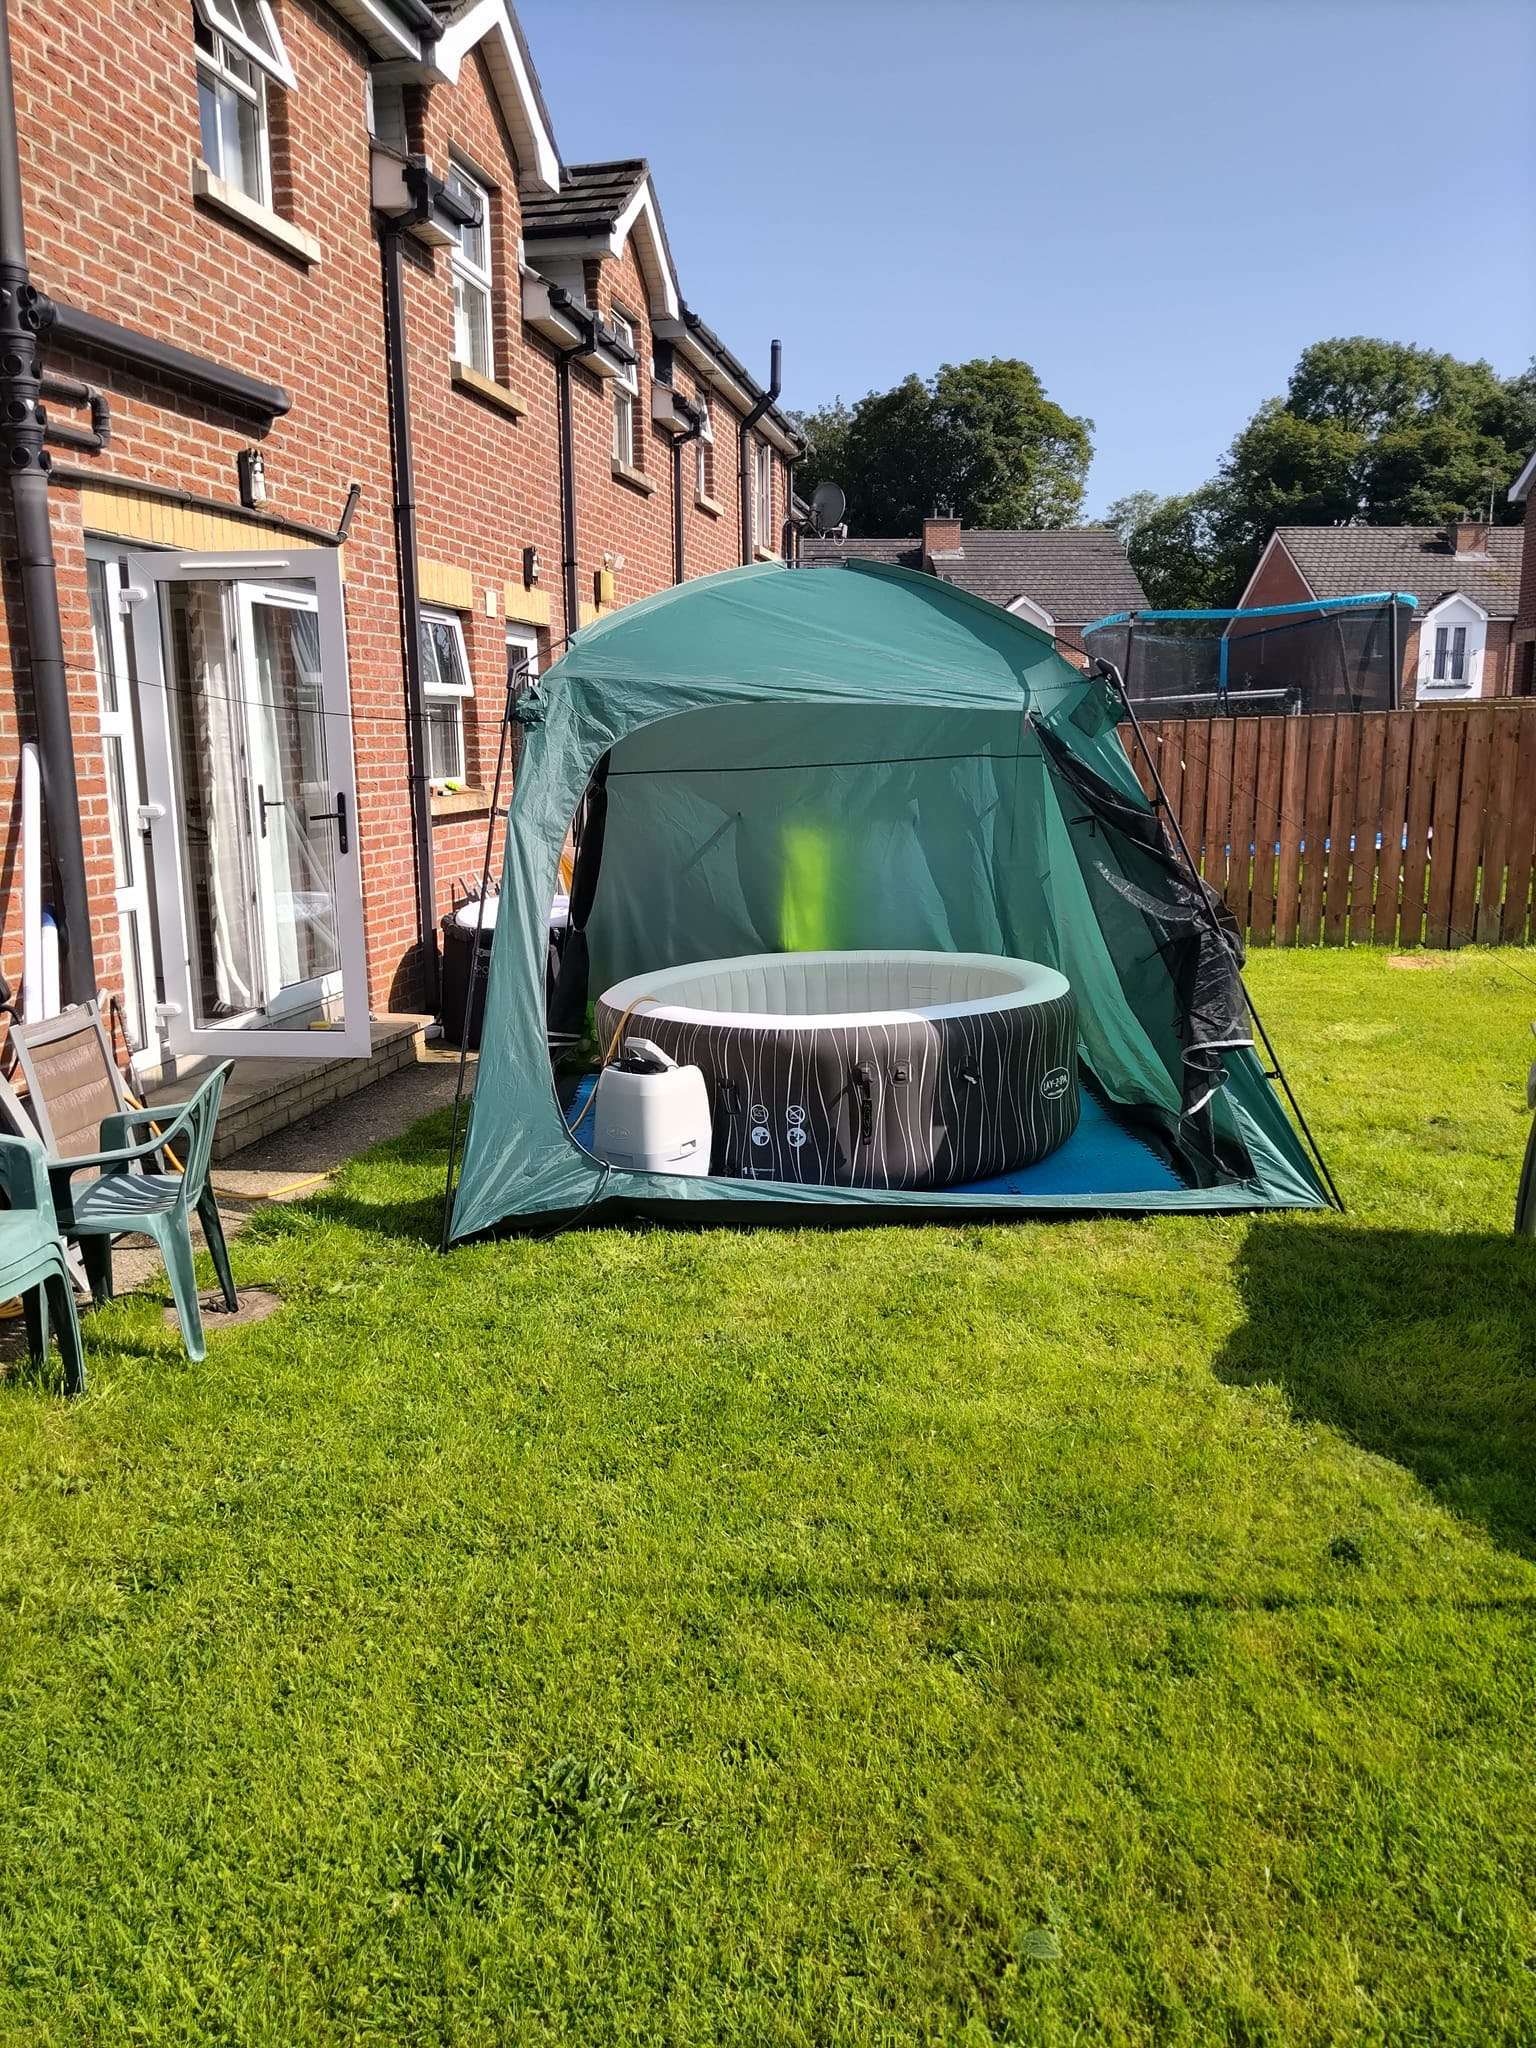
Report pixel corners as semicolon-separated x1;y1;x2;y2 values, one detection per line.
3;947;1536;2046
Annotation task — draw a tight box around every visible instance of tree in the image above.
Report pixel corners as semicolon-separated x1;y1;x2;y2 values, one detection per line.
1108;340;1536;609
791;359;1092;536
1106;489;1240;612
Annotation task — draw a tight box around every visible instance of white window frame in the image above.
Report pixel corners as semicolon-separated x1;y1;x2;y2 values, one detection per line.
194;14;274;207
446;162;494;379
754;438;774;551
192;0;296;86
611;310;637;469
696;393;715;501
1417;594;1488;701
420;605;473;786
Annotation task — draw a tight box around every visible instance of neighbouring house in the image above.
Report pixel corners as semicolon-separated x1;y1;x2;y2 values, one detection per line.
1238;523;1526;705
1508;448;1536;698
800;515;1148;663
0;0;800;1122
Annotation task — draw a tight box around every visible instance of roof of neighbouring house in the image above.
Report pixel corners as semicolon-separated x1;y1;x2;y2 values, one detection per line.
1268;525;1523;616
800;530;1148;624
520;159;649;237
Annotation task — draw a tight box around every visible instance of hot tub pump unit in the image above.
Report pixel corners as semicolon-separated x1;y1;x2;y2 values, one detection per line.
590;1038;712;1177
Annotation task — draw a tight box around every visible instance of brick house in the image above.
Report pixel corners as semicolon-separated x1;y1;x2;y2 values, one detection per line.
1508;447;1536;698
800;514;1148;663
0;0;800;1097
1237;523;1526;705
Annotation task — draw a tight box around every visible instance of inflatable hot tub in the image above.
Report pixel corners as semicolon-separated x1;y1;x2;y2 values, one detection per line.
594;950;1079;1189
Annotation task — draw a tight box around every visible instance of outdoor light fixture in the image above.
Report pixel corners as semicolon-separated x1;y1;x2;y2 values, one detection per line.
237;447;267;508
523;544;539;588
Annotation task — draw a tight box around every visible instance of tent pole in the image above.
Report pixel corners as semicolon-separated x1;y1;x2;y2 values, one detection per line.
440;657;530;1250
1097;659;1346;1213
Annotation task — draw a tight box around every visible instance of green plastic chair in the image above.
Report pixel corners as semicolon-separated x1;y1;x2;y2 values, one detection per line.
0;1133;86;1395
48;1063;236;1365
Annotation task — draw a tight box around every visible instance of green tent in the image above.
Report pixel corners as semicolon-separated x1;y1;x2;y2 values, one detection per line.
446;560;1332;1240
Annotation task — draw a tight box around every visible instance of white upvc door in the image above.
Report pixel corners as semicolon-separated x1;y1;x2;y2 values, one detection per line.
86;547;161;1055
123;545;371;1058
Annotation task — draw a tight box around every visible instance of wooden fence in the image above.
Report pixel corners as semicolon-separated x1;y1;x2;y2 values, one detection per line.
1126;702;1536;948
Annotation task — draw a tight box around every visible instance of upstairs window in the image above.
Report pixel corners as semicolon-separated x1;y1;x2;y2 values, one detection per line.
696;395;714;500
611;310;637;469
446;163;493;378
754;438;774;550
192;0;293;207
1433;624;1467;683
419;607;473;784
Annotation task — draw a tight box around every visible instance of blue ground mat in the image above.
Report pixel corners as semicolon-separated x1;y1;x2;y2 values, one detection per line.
561;1076;1183;1198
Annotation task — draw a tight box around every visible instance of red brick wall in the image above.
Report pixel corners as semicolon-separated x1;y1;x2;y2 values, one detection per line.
0;0;794;1045
1238;541;1314;612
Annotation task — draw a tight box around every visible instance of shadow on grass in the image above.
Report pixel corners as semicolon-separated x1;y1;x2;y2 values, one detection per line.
1216;1222;1536;1560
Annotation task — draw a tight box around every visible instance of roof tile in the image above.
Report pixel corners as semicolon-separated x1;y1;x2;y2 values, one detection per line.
1273;526;1523;616
800;530;1147;623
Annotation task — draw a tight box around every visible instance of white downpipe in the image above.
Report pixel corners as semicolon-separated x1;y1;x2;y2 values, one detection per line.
20;741;41;1019
40;910;59;1019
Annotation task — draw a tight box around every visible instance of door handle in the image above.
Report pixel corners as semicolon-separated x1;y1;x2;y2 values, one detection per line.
256;784;285;839
307;791;349;854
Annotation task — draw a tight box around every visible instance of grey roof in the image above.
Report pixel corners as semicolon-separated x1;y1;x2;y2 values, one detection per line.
520;159;647;238
800;529;1148;623
1273;525;1523;616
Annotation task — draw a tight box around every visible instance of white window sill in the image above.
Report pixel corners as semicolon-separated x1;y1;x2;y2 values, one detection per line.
451;360;527;420
753;543;779;562
192;161;322;266
611;459;655;496
695;492;723;518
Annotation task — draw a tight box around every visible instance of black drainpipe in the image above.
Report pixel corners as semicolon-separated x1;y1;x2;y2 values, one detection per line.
555;346;581;640
0;0;95;1005
378;217;439;1013
737;338;781;566
671;400;702;585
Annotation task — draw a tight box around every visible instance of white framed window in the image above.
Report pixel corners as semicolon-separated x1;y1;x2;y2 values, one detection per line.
611;310;637;469
1417;594;1488;701
754;438;774;550
696;394;714;500
506;624;538;692
419;606;473;784
194;0;295;83
445;162;493;378
193;0;292;206
1433;625;1466;682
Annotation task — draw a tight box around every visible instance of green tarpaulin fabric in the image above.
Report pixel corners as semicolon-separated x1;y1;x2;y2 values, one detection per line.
447;560;1329;1240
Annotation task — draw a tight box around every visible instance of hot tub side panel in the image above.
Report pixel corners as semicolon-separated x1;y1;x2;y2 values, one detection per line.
593;991;1079;1189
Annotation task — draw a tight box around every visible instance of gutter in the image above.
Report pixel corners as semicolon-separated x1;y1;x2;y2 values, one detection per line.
737;338;781;566
38;297;290;420
0;0;95;1005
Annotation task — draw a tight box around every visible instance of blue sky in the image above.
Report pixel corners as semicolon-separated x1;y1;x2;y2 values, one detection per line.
517;0;1536;517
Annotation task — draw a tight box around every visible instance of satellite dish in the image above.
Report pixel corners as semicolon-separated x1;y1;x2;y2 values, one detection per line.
808;480;847;537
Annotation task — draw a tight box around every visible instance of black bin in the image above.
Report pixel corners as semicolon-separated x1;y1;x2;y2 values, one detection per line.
440;899;497;1049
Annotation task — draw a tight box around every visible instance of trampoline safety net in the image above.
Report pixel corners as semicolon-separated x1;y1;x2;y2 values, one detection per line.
1082;594;1416;717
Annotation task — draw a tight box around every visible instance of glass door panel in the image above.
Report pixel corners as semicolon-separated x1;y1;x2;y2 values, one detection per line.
125;547;369;1058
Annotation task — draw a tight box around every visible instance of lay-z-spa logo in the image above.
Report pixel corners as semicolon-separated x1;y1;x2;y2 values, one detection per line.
1040;1067;1072;1102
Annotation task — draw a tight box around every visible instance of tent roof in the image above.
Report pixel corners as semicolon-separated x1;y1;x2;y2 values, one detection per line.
549;558;1075;722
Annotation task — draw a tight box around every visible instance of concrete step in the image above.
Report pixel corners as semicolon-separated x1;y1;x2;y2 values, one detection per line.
142;1014;436;1162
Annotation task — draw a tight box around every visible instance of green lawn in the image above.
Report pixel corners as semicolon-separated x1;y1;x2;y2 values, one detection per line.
3;949;1536;2047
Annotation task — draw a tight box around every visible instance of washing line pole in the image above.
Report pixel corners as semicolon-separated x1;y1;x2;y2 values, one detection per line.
1096;659;1345;1213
